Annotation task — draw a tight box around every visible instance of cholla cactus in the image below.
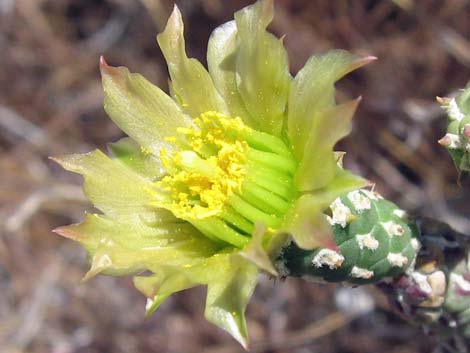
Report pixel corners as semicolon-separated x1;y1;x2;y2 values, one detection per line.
53;0;470;349
53;0;374;347
438;82;470;174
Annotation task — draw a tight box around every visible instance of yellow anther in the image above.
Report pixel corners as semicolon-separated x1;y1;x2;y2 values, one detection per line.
164;136;177;143
151;111;249;220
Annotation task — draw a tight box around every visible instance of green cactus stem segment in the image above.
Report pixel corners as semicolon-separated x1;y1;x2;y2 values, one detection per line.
277;190;420;284
149;111;296;247
438;82;470;173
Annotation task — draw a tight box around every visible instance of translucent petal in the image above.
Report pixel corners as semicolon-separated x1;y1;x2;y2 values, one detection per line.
204;257;258;349
295;98;361;191
108;137;164;180
239;222;277;276
100;58;191;155
134;270;197;317
144;294;170;317
52;150;160;223
309;168;371;204
282;169;368;250
135;251;257;346
157;6;227;117
53;214;218;279
234;0;291;137
133;271;195;299
207;21;255;127
282;194;335;250
288;50;376;159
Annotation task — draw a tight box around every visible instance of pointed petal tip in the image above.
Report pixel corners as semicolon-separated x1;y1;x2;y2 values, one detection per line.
240;339;250;351
99;55;115;77
99;56;127;81
365;55;378;62
172;3;180;13
352;96;362;108
168;3;182;23
144;301;156;319
357;55;377;65
81;253;112;283
350;55;377;71
49;155;62;165
49;155;79;170
80;272;95;284
336;96;362;117
52;225;77;240
99;55;107;68
81;267;102;283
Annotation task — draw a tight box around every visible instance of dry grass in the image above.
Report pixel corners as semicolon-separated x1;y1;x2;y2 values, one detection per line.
1;0;469;352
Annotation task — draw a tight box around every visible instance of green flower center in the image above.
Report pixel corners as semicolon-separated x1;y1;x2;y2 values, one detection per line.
151;111;297;247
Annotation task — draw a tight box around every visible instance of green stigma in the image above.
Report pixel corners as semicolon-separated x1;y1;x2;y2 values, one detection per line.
149;111;297;247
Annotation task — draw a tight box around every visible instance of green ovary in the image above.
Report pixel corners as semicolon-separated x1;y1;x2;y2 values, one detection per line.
149;111;297;247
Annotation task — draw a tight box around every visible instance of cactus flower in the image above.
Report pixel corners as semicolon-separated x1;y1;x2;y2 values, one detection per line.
53;0;374;347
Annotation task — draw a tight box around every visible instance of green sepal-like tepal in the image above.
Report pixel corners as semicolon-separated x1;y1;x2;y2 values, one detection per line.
278;190;420;285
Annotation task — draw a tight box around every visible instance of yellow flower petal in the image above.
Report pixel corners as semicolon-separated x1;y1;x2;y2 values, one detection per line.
234;0;291;136
157;6;227;117
100;57;191;156
288;50;376;160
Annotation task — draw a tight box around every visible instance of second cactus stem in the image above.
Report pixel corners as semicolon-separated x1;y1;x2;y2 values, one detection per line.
276;190;470;353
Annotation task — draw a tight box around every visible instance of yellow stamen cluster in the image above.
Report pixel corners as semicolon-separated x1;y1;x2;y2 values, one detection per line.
149;110;297;248
154;111;249;220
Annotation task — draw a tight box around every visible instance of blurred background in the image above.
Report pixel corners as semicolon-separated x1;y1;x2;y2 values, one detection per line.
1;0;469;352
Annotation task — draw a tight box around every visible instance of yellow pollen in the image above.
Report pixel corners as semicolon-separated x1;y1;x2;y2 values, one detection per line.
152;111;249;220
164;136;177;143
